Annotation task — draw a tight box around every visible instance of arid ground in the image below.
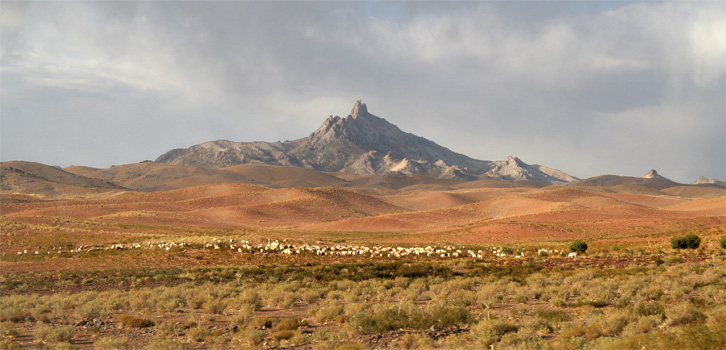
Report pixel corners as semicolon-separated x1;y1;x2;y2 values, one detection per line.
1;161;725;349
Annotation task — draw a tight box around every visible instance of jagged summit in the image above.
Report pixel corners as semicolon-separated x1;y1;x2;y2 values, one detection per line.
642;169;669;180
350;99;368;118
155;101;577;184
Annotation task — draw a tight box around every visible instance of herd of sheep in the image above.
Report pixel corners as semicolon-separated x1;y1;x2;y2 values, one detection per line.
9;239;578;259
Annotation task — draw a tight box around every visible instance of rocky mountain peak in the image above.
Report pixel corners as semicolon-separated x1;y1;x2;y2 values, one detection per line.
307;100;400;148
503;156;524;166
642;169;667;180
155;100;578;184
350;100;368;119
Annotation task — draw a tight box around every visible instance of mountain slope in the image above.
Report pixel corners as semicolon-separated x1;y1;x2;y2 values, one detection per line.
575;174;682;191
65;162;349;191
156;101;577;184
1;161;127;198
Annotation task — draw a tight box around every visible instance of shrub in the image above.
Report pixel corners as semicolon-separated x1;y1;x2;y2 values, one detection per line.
235;329;266;346
570;240;588;254
534;309;570;322
666;303;706;327
720;235;726;249
0;307;30;323
634;302;666;319
117;314;153;328
390;333;434;350
276;318;300;331
231;309;253;327
34;323;74;344
273;329;295;341
251;317;274;330
474;320;519;347
0;322;19;338
0;339;20;350
186;325;210;342
334;344;367;350
94;336;129;350
356;304;469;333
671;233;701;250
356;305;406;333
204;301;226;315
144;337;186;350
50;342;77;350
598;324;726;350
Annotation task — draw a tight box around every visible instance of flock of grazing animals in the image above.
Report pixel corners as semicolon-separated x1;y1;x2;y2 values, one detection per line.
9;239;576;260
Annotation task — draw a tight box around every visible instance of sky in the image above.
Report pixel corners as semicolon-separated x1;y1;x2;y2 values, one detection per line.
1;1;724;183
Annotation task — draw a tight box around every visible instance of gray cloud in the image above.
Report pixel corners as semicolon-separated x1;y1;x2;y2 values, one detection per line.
1;1;724;183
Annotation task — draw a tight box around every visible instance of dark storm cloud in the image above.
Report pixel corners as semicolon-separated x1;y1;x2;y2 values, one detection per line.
1;1;724;183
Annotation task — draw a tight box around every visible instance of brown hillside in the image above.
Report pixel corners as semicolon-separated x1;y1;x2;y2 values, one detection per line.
576;174;681;190
2;161;127;199
661;185;726;198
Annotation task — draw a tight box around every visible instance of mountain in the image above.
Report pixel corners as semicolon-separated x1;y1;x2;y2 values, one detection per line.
156;100;577;184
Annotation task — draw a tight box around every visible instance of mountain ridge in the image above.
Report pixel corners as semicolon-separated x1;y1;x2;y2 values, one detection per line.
156;101;576;185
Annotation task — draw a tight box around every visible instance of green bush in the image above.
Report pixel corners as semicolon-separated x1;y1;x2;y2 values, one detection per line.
671;233;701;250
570;240;588;254
719;235;726;249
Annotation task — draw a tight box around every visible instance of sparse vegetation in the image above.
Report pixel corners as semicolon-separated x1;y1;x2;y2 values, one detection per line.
0;255;723;349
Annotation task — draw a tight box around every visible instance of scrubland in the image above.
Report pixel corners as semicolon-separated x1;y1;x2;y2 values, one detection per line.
1;246;725;349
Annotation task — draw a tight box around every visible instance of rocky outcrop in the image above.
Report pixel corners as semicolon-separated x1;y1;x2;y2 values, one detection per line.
156;100;578;184
642;169;669;180
693;176;722;185
484;156;577;185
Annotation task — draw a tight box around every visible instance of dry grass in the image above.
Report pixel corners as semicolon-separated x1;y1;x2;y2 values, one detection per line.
2;255;725;348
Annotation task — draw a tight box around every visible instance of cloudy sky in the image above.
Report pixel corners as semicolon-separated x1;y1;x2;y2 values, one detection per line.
1;1;724;183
